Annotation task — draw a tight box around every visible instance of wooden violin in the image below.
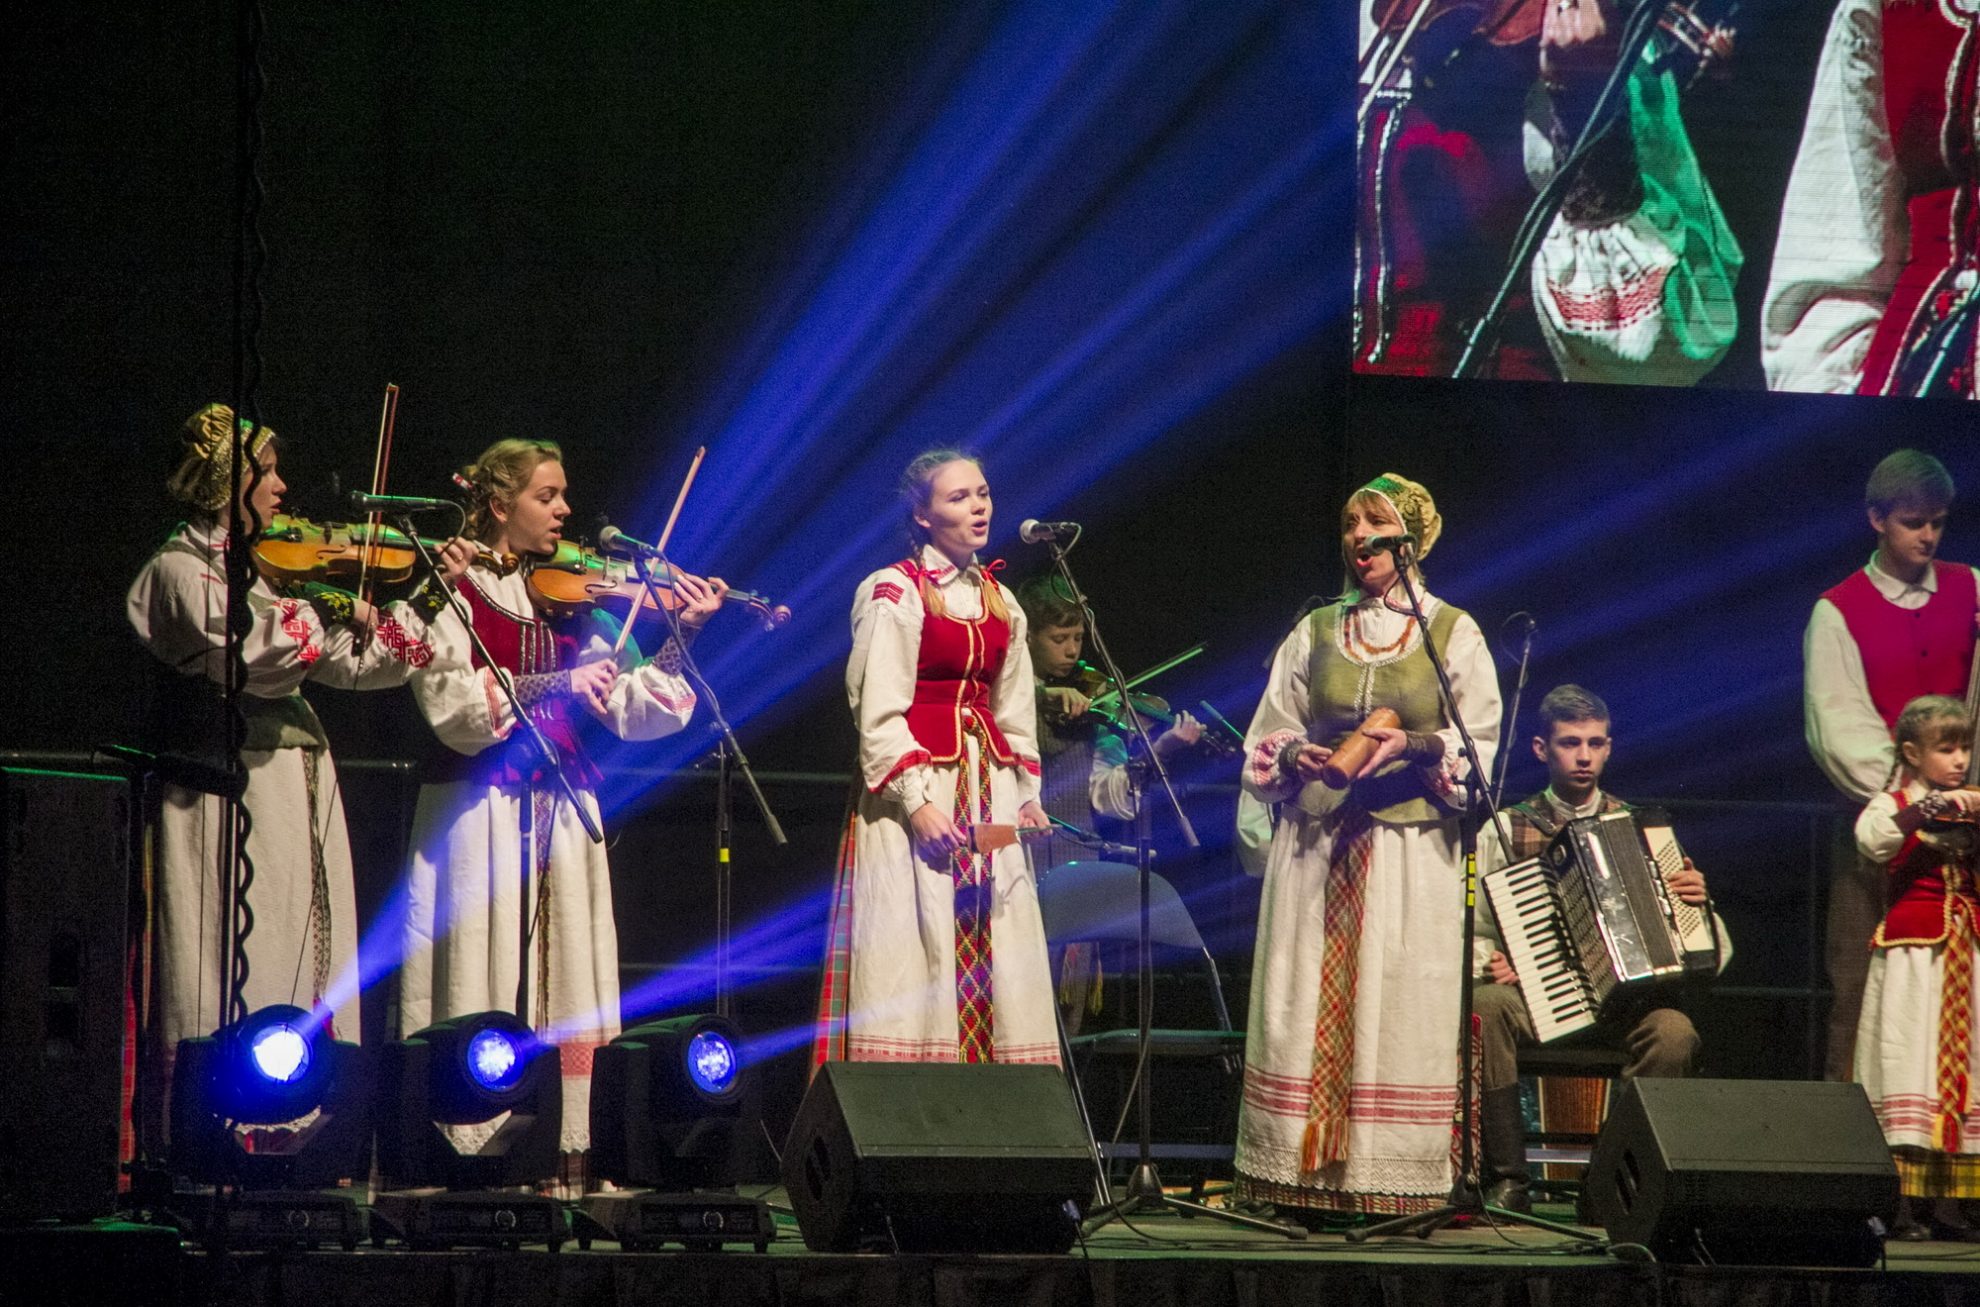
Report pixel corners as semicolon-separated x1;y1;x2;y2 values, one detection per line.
525;540;792;633
254;514;510;588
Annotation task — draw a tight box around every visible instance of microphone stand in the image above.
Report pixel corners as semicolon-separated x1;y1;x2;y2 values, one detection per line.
624;549;787;1018
1347;548;1596;1243
1037;534;1301;1240
1489;616;1535;813
398;517;600;1025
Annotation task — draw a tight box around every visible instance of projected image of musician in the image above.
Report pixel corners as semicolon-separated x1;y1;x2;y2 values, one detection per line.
1472;685;1730;1214
1852;695;1980;1241
1763;1;1980;397
1235;474;1501;1223
1806;451;1974;1081
1356;0;1742;382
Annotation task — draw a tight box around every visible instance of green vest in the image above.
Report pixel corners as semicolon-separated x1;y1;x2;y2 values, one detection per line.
1300;598;1465;825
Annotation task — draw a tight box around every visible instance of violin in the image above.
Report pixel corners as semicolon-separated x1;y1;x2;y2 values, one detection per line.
254;514;510;588
524;540;792;633
1046;656;1245;758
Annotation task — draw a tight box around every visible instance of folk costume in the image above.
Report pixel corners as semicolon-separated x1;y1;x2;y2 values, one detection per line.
127;406;439;1106
814;544;1056;1068
398;560;698;1155
1807;556;1980;1078
1355;3;1740;383
1764;0;1980;396
1855;782;1980;1198
1235;476;1501;1216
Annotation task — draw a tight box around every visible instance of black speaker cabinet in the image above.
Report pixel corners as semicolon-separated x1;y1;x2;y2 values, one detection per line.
783;1062;1091;1253
1583;1078;1899;1265
0;768;133;1222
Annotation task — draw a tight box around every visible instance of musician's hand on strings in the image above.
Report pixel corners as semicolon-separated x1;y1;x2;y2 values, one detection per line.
1665;858;1709;906
671;571;729;629
569;660;618;719
1540;0;1618;94
1155;712;1203;759
1290;743;1333;783
1016;800;1050;830
909;802;967;864
434;535;476;585
1487;950;1519;987
1041;686;1091;722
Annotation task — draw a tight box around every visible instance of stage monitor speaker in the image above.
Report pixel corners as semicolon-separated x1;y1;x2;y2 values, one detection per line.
1583;1078;1899;1266
0;768;132;1222
783;1062;1091;1253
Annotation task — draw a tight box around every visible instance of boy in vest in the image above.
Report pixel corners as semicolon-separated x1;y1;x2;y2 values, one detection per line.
1806;450;1977;1079
1473;685;1721;1213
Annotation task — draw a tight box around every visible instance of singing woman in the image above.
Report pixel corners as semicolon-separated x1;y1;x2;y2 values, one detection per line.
814;449;1056;1067
1234;473;1500;1222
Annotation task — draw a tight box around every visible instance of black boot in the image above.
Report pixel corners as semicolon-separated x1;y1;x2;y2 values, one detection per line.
1479;1084;1532;1214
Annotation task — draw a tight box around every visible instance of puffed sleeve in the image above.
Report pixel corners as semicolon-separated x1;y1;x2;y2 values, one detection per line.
1803;596;1897;802
1854;790;1905;865
127;546;332;698
1760;0;1900;395
848;569;936;812
577;611;697;742
409;582;518;757
1089;729;1137;823
305;597;442;691
987;585;1043;805
1241;618;1315;806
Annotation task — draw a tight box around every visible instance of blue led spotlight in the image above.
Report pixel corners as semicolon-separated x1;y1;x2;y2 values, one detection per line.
215;1004;332;1123
590;1014;758;1190
375;1009;562;1191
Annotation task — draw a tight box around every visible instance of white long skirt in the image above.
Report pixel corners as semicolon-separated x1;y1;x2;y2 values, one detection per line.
398;780;621;1153
1857;942;1980;1155
156;745;361;1052
1235;812;1463;1213
842;747;1059;1066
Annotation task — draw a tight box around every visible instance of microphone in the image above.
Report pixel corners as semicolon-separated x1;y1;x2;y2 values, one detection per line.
1502;611;1537;640
348;490;455;514
1363;532;1417;554
597;524;664;557
93;744;247;800
1019;519;1080;545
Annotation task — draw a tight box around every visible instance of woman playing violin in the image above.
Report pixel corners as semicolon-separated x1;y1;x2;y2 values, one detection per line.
397;437;725;1192
814;449;1056;1068
126;403;475;1130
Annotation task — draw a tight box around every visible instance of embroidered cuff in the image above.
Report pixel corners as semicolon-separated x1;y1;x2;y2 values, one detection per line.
516;670;572;708
1402;731;1446;765
650;635;686;676
289;582;357;628
413;581;452;622
888;766;930;814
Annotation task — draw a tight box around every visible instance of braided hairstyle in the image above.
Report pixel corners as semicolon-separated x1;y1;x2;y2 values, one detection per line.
897;447;1007;621
459;438;563;543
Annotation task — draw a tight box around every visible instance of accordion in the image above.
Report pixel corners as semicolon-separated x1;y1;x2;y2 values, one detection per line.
1481;808;1720;1045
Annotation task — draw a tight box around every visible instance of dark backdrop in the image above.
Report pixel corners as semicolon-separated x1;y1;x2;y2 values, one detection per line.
1;1;1963;1139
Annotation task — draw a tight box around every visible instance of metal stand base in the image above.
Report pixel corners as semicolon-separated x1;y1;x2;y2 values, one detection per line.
1082;1163;1307;1239
1346;1182;1602;1243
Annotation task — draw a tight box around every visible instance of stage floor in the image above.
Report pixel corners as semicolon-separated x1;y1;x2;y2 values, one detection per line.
16;1194;1980;1307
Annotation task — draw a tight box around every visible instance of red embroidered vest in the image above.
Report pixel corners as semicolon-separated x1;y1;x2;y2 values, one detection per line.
900;563;1019;768
1876;791;1980;946
1822;562;1977;729
429;575;602;789
1859;3;1980;396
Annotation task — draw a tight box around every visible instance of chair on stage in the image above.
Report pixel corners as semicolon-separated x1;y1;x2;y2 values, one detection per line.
1514;1042;1629;1198
1036;859;1241;1195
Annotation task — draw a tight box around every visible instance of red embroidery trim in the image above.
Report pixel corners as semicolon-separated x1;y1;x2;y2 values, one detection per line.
1546;264;1670;331
870;749;934;794
276;598;320;666
871;580;905;605
374;615;434;669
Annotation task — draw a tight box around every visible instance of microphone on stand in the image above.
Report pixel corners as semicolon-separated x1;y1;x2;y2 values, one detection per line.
1500;610;1537;647
1019;519;1081;545
347;490;456;514
1363;532;1417;554
596;525;665;557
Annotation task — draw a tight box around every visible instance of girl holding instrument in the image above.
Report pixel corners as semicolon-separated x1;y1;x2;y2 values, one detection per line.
1854;695;1980;1241
1234;473;1500;1223
397;438;726;1189
813;449;1055;1068
126;403;474;1122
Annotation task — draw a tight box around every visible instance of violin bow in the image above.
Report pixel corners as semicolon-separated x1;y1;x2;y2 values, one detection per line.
353;382;400;644
612;444;705;658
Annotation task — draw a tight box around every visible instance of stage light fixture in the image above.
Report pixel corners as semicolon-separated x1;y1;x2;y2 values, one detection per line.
370;1010;566;1248
167;1004;372;1248
588;1014;756;1191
